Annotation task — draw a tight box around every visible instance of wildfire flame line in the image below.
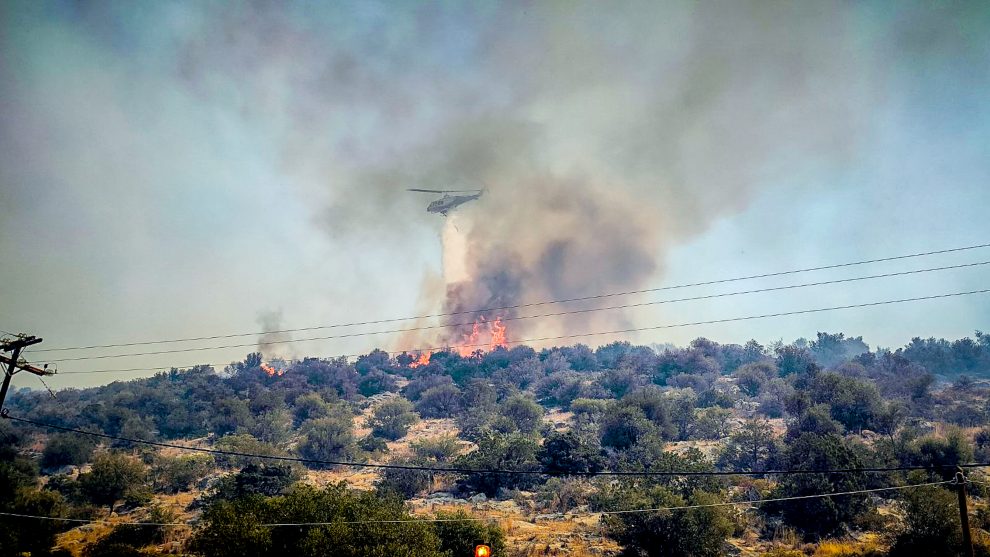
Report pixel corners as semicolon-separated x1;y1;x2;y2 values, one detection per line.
408;316;508;365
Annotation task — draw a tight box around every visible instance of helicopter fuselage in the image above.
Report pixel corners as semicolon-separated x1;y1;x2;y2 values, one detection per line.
427;192;483;215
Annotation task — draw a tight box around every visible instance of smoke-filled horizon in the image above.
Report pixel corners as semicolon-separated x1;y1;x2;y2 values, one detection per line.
1;1;989;387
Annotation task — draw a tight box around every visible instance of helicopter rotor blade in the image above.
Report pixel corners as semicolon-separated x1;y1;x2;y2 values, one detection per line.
407;188;482;194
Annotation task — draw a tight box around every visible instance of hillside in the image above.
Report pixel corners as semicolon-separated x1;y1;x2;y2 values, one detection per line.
2;332;990;556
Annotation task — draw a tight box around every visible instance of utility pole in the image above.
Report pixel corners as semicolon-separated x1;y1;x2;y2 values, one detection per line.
955;468;975;557
0;334;51;413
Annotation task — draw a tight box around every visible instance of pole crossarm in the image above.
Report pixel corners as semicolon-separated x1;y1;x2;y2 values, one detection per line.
0;335;43;352
0;354;52;376
0;334;49;413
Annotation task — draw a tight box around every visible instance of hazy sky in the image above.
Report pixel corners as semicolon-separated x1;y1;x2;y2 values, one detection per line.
1;1;988;389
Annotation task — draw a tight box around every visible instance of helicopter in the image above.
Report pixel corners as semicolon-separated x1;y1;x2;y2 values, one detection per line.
407;188;484;216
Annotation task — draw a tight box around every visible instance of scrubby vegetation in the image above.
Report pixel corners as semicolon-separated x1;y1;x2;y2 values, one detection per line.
2;331;990;556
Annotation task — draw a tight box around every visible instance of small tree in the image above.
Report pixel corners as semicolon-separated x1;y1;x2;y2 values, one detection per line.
498;394;544;434
82;506;177;556
600;485;732;557
769;433;872;538
538;431;606;475
786;404;844;440
358;370;398;397
79;452;147;516
874;401;907;440
889;484;966;556
601;405;657;450
411;436;462;462
297;417;360;469
455;432;541;496
291;393;331;427
368;398;419;441
152;454;214;494
899;428;974;479
691;407;732;440
433;511;506;557
211;464;299;500
41;433;96;470
733;361;777;397
376;457;433;498
416;384;463;418
208;398;254;436
0;486;68;556
718;418;778;472
808;372;882;432
213;434;288;468
192;483;445;557
775;344;816;376
249;409;293;445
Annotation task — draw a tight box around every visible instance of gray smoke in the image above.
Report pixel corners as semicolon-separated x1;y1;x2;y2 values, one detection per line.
5;1;982;368
170;2;956;348
256;310;293;359
361;3;881;346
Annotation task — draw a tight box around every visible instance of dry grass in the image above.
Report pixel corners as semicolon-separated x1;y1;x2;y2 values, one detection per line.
812;538;885;557
54;493;197;557
544;409;574;432
407;494;619;556
304;467;381;490
758;549;805;557
503;517;619;557
385;418;462;459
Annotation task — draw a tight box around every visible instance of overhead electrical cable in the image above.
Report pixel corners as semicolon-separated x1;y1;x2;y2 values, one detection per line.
0;481;952;526
32;241;990;354
55;287;990;374
3;413;987;477
39;260;990;363
587;480;952;516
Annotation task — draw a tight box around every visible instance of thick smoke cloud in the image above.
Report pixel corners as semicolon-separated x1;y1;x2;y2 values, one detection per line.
2;1;987;378
315;2;882;346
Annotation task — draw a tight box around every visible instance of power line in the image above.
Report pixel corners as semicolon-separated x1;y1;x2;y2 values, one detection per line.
32;242;990;354
40;260;990;364
0;481;950;527
57;287;990;374
592;481;951;516
3;413;986;477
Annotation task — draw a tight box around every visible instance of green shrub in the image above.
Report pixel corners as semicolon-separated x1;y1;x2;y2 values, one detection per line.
41;434;96;470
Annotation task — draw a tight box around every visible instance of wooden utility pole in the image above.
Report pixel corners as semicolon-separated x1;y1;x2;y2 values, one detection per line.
0;334;51;412
955;468;975;557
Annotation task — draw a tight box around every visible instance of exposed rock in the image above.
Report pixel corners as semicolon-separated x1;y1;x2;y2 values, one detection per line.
468;493;488;503
860;429;881;442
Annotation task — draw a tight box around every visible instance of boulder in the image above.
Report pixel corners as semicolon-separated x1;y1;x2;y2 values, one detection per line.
468;493;488;503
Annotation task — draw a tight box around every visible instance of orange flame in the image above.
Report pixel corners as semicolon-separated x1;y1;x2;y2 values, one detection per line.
409;351;433;368
261;363;285;377
457;322;483;357
489;317;507;351
453;316;508;357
